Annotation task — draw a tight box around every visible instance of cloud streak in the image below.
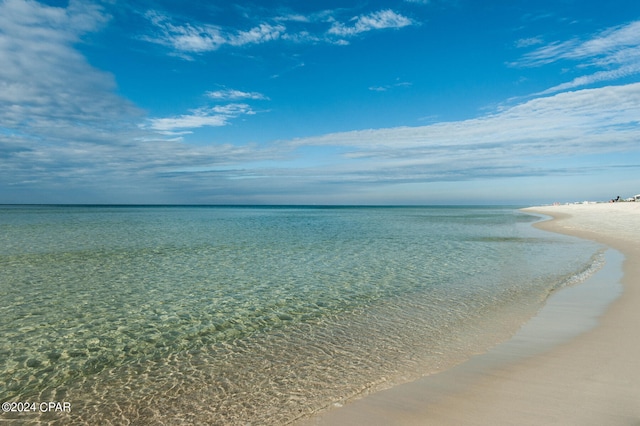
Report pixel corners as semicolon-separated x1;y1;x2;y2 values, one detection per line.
514;20;640;94
147;104;255;133
142;7;415;56
328;10;414;37
206;89;269;101
369;80;412;92
143;11;286;56
146;88;268;134
281;83;640;184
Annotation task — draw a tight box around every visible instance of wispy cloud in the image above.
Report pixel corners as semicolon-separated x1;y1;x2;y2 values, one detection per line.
283;83;640;185
0;0;141;139
146;104;255;133
514;36;544;48
513;20;640;94
328;10;414;37
142;8;415;56
206;89;269;101
146;89;268;134
143;11;224;54
143;10;285;56
538;63;640;95
228;23;286;46
369;80;412;92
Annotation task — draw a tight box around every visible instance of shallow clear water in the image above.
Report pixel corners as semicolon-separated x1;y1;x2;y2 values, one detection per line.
0;206;602;424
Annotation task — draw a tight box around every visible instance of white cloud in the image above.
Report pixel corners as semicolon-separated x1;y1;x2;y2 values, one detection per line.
514;36;544;48
284;83;640;183
147;104;255;132
570;21;640;60
0;0;108;41
0;0;141;138
328;10;414;37
227;23;285;46
369;81;412;92
144;11;285;55
146;89;270;134
518;21;640;65
514;20;640;93
143;8;416;56
538;62;640;95
274;13;310;23
4;71;639;202
206;89;269;101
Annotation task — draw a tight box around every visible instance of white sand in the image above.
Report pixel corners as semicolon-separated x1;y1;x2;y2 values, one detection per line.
300;202;640;425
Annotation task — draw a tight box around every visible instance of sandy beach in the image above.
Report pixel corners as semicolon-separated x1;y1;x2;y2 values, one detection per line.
301;202;640;425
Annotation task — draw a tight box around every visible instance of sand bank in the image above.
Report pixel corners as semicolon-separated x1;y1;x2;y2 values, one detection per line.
300;202;640;425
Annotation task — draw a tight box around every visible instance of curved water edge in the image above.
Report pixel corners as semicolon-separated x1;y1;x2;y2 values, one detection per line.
0;206;606;425
490;247;622;358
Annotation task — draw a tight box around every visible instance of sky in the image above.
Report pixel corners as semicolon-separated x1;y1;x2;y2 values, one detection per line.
1;0;640;205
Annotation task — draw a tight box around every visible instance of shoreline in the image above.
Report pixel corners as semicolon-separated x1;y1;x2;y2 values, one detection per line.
299;203;640;425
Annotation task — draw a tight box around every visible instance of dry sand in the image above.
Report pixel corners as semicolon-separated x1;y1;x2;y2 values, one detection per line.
300;202;640;426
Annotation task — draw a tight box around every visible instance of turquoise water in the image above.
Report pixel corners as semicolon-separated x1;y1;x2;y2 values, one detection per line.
0;206;602;424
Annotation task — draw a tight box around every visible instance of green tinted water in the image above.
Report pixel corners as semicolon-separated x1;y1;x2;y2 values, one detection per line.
0;206;602;424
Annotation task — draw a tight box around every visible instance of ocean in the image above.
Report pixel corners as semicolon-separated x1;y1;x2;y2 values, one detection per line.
0;205;603;424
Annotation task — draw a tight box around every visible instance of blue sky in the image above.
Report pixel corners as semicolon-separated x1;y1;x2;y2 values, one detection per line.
1;0;640;204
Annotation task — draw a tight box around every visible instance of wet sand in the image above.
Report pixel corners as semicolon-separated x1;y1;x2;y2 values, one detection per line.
300;202;640;425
